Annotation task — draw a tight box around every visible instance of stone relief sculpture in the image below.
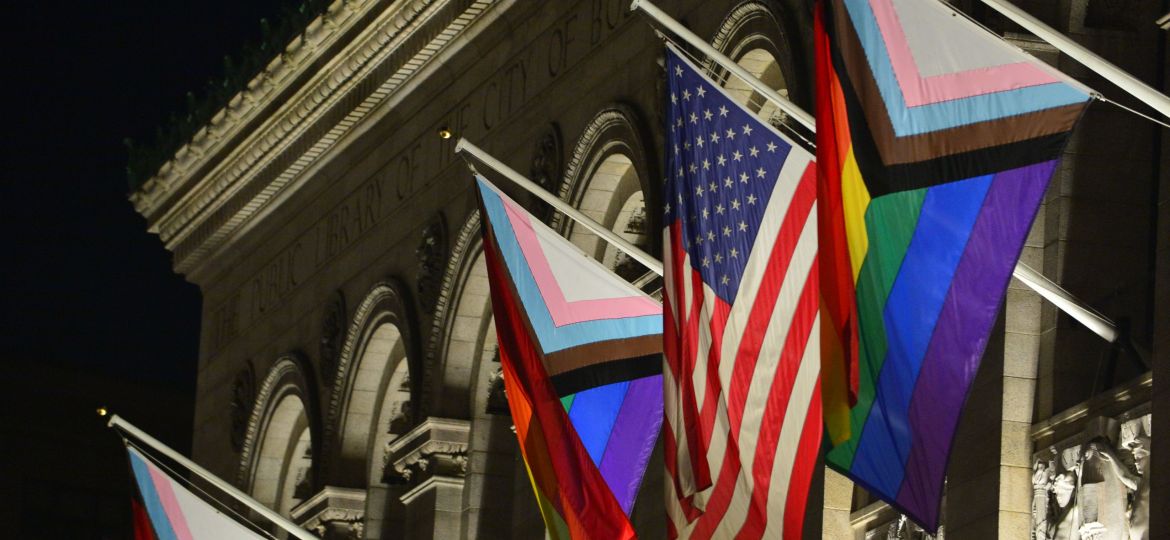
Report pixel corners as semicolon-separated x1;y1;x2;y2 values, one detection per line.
415;216;448;314
1031;413;1151;540
864;515;942;540
229;361;255;453
319;290;345;381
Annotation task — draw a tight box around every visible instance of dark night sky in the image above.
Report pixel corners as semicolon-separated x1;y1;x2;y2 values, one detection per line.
1;4;296;534
2;1;294;387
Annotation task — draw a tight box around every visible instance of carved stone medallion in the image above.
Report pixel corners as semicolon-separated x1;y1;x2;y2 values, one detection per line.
319;290;346;383
529;123;563;222
530;123;563;192
416;215;448;314
229;362;255;453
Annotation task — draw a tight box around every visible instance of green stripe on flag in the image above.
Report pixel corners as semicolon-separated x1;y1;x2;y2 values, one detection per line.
828;188;925;469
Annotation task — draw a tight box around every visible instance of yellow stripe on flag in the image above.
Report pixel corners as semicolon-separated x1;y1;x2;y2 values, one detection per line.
840;147;871;282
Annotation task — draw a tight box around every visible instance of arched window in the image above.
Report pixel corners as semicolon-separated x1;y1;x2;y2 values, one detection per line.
723;48;788;122
560;107;656;283
710;1;804;129
425;213;525;536
254;395;312;515
324;281;419;536
238;355;318;529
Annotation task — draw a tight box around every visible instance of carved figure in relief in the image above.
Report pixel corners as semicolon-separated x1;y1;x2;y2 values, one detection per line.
1079;437;1133;539
1040;446;1083;540
1119;418;1150;540
1032;413;1152;540
1033;451;1056;540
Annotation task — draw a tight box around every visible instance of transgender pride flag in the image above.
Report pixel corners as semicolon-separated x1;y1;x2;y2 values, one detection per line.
476;175;663;540
127;446;264;539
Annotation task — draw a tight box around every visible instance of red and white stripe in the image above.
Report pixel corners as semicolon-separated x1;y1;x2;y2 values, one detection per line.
664;155;822;539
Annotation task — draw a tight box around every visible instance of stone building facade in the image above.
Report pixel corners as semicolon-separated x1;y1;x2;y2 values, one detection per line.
130;0;1167;538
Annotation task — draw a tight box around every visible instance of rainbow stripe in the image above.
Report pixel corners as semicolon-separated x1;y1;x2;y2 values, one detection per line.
814;0;1090;531
127;447;263;539
476;177;663;539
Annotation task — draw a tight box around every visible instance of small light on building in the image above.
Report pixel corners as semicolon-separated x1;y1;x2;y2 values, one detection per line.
438;126;452;139
96;406;108;417
1158;12;1170;30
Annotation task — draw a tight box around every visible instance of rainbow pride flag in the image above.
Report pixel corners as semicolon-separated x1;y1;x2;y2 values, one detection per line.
127;446;265;539
476;176;663;539
814;0;1091;530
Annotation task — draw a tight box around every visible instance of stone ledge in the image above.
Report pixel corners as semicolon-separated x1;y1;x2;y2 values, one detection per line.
289;485;367;539
385;417;470;485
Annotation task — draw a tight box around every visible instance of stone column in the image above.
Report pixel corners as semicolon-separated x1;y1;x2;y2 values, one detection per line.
822;468;853;539
461;369;520;539
385;418;469;539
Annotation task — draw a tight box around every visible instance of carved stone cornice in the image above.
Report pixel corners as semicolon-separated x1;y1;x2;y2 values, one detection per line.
130;0;499;278
130;0;378;220
383;417;469;485
289;486;367;540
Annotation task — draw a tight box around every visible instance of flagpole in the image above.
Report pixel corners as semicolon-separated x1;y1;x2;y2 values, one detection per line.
979;0;1170;122
108;414;319;540
1011;263;1118;342
628;0;1119;344
454;138;665;276
629;0;815;132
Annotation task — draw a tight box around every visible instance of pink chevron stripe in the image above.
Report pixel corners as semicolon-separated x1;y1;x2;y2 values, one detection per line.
867;0;1058;107
501;197;660;328
146;462;195;540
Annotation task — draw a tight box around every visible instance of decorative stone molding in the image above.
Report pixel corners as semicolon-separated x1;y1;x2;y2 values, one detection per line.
322;279;419;478
529;123;564;222
415;215;448;315
229;360;256;453
289;486;367;540
383;417;470;486
420;212;483;418
319;290;347;383
130;0;499;278
130;0;379;219
709;1;785;61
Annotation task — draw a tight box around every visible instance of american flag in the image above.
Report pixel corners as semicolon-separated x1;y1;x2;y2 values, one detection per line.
662;45;822;539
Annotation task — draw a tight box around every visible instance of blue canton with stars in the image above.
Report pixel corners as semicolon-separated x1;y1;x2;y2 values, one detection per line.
665;47;795;305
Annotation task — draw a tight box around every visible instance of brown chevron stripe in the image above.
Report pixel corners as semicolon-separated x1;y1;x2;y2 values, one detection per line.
544;334;665;376
486;215;663;380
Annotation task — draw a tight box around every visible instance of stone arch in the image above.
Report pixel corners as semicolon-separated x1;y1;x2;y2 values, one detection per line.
709;1;807;120
558;105;659;280
423;211;496;421
237;354;319;518
324;279;420;487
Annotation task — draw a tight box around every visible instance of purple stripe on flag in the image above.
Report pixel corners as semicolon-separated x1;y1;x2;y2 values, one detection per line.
895;160;1056;527
598;374;664;514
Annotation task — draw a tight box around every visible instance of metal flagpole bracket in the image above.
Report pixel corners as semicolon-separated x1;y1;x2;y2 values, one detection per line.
454;138;665;276
628;0;1119;344
108;414;320;540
